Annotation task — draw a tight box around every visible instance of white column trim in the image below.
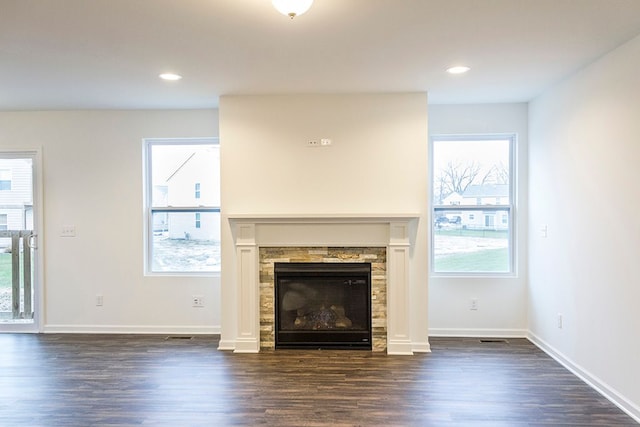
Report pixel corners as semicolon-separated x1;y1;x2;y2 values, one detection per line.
234;224;260;353
386;221;413;355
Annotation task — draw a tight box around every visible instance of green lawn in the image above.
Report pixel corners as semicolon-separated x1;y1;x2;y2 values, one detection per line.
434;247;509;272
0;253;11;288
0;253;14;289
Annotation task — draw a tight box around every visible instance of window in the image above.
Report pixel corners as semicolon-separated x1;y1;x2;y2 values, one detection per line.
431;135;515;274
0;170;11;191
0;214;7;231
144;138;220;274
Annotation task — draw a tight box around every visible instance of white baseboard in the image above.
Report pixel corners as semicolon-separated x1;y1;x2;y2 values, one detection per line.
43;324;221;335
429;328;527;338
528;331;640;424
217;339;236;351
412;341;432;353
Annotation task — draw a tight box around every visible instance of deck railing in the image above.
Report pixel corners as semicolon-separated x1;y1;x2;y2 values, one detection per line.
0;230;35;319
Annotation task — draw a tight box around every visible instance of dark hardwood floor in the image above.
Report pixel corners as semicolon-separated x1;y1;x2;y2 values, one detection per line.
0;334;636;426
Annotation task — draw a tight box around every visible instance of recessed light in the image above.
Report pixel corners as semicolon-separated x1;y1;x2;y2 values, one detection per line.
446;66;471;75
159;73;182;81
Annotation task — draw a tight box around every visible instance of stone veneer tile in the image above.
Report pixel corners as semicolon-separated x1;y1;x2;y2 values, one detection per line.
259;247;387;351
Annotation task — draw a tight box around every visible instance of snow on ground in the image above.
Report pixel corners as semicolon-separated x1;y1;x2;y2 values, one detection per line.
151;237;220;272
433;234;507;256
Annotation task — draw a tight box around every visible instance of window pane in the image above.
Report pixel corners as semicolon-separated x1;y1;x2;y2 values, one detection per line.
0;158;33;237
433;209;510;273
151;144;220;207
151;211;221;272
433;139;510;205
432;137;513;274
0;169;11;191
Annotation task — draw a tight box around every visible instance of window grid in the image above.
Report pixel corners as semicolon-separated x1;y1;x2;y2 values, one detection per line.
144;138;220;275
0;169;11;191
430;134;516;276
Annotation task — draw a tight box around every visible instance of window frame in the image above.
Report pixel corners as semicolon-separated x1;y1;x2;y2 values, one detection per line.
0;169;11;191
143;137;220;276
430;134;517;277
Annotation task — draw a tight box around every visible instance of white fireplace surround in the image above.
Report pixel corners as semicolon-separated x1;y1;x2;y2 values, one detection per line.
226;214;421;355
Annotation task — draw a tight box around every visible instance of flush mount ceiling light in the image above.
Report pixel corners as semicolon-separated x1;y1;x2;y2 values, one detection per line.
159;73;182;81
272;0;313;19
446;66;471;75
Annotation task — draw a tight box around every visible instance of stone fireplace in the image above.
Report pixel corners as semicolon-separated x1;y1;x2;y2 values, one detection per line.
260;247;386;350
227;214;420;355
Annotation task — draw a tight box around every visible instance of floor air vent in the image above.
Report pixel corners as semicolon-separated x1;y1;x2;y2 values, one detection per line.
479;339;509;343
165;336;194;340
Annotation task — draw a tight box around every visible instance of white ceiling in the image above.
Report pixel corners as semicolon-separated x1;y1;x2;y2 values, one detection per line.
3;0;640;110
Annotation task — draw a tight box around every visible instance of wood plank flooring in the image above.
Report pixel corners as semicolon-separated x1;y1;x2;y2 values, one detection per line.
0;334;636;426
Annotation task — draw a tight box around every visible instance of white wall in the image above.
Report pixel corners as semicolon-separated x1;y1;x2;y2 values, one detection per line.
0;109;220;333
529;35;640;419
428;103;529;336
219;94;430;349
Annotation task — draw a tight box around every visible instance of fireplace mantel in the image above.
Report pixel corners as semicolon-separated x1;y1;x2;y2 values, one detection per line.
226;213;420;355
228;213;420;222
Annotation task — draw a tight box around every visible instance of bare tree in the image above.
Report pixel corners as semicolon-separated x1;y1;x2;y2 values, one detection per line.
435;159;510;204
435;160;483;201
434;172;449;204
480;162;509;185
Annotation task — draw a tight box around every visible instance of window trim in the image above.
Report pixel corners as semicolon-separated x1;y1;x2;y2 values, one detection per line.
0;169;11;191
143;137;220;276
429;133;517;277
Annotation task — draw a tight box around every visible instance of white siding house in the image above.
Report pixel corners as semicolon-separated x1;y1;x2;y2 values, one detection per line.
442;192;463;206
165;148;220;241
0;158;33;232
460;184;509;230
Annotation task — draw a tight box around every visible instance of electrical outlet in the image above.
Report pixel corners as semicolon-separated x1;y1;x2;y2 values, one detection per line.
192;295;204;308
61;225;76;237
470;298;478;311
557;313;563;329
96;295;103;306
307;140;320;147
320;138;332;146
540;225;548;238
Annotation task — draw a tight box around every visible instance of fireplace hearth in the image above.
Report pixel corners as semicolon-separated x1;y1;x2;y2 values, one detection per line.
275;262;372;349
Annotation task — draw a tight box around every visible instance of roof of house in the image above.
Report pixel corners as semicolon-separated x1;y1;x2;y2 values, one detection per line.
462;184;509;198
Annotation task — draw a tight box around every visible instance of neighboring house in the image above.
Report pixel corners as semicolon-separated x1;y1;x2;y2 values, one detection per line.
0;159;33;232
437;184;509;230
163;149;220;241
460;184;509;230
441;192;463;206
461;184;509;206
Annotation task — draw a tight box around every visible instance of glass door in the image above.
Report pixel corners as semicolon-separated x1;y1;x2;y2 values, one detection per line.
0;151;40;332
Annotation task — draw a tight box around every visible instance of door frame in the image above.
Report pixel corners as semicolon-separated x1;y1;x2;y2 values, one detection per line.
0;148;43;332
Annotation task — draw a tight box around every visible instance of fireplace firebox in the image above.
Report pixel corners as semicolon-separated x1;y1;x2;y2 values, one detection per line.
274;262;372;349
